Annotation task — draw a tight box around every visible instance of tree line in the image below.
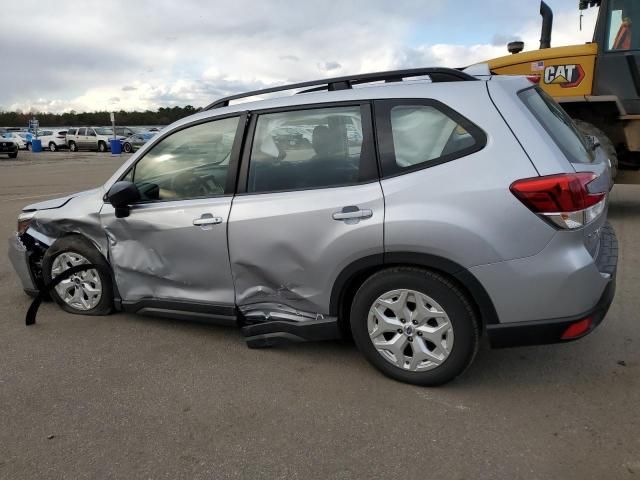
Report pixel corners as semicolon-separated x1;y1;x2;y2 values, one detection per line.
0;106;200;127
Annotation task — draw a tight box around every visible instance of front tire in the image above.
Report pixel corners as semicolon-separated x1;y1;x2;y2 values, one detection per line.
350;267;479;386
42;235;114;316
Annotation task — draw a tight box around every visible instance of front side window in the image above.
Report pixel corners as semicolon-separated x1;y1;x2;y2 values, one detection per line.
247;106;369;193
520;87;594;164
375;99;486;176
130;117;239;201
607;0;638;50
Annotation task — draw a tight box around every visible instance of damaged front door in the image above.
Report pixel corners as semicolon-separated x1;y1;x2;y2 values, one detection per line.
101;115;246;318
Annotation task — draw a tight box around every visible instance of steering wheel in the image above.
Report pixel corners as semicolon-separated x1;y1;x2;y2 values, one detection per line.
170;171;220;198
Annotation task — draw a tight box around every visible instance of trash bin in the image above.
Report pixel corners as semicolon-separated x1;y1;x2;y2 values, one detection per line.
110;139;122;155
31;139;42;153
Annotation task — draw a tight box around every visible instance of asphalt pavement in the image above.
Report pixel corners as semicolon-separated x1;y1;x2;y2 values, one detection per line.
0;152;639;479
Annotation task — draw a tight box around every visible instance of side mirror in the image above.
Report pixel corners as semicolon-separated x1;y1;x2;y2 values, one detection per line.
106;181;140;218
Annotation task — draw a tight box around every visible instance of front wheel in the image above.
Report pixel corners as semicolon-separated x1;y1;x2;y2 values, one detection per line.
350;267;479;386
42;235;114;316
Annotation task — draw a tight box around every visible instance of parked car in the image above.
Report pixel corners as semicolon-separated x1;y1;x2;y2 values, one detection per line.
8;67;617;386
0;136;18;158
17;132;32;150
114;126;138;138
2;132;27;150
120;132;155;153
66;127;124;152
38;130;68;152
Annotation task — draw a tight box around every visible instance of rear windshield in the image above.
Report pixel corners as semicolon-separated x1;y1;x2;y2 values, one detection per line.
519;87;594;164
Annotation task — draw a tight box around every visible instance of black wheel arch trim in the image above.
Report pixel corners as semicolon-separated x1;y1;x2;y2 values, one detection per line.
329;251;499;326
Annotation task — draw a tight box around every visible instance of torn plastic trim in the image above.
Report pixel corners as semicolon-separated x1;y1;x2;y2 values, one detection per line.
240;302;328;324
239;302;341;347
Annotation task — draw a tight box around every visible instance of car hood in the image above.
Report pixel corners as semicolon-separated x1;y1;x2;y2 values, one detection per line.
23;187;103;212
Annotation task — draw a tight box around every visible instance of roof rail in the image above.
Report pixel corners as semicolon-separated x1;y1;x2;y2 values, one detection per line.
204;67;476;110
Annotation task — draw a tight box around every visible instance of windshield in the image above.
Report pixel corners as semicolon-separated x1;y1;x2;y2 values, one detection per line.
95;127;113;135
519;87;594;164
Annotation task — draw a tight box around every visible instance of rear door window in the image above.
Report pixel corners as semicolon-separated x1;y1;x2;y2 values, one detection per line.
245;105;376;193
519;87;593;164
375;99;487;177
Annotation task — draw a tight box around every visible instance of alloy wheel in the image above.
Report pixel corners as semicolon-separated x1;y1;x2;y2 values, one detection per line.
51;252;102;311
367;289;454;372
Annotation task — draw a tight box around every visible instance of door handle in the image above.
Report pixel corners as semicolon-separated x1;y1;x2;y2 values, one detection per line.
193;214;223;226
332;206;373;222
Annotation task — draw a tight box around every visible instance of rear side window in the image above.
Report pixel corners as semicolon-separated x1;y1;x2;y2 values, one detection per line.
67;128;76;135
78;128;86;136
519;87;593;164
246;105;375;193
375;99;487;177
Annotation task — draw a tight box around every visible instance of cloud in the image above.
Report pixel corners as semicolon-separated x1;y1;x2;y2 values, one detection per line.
0;0;598;113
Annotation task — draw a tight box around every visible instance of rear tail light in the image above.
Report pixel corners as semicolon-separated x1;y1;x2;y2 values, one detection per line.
526;75;541;84
510;173;606;229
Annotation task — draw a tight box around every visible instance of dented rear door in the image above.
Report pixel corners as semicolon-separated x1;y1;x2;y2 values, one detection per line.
228;103;383;318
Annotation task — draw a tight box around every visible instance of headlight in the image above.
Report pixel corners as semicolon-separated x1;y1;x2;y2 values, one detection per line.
17;211;35;235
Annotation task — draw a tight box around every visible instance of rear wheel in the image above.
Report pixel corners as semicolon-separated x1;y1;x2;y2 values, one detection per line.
350;267;479;386
123;142;132;153
69;141;77;152
42;236;114;316
26;142;32;151
49;142;57;152
574;119;618;179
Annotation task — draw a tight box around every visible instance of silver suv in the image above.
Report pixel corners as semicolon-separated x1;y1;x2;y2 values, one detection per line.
8;68;617;385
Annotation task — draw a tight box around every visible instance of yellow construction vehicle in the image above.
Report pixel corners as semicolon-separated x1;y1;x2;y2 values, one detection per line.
487;0;640;175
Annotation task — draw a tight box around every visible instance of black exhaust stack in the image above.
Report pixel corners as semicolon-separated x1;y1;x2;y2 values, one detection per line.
540;1;553;49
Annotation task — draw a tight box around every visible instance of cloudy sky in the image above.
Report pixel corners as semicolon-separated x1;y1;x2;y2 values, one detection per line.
1;0;598;113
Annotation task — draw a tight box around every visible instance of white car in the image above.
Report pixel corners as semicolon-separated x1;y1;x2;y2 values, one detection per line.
38;130;68;152
2;132;27;150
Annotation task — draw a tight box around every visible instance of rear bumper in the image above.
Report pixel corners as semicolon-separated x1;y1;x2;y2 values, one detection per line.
486;223;618;348
7;234;39;294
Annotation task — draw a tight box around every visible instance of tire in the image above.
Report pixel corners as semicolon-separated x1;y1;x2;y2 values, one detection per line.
98;141;107;153
574;119;618;179
350;267;479;386
123;142;132;153
8;152;17;159
42;235;114;316
27;142;32;151
69;141;77;152
49;142;57;152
